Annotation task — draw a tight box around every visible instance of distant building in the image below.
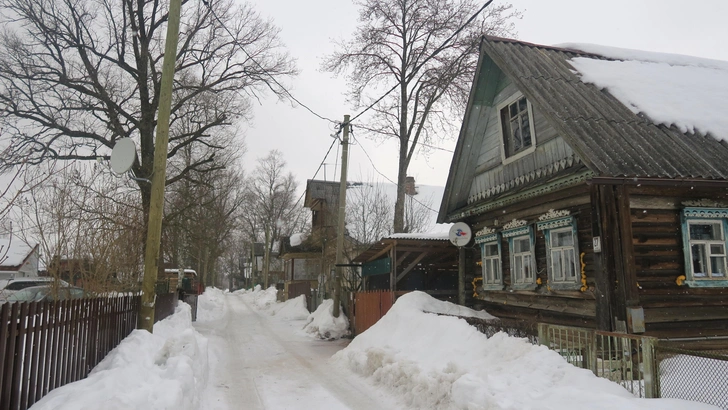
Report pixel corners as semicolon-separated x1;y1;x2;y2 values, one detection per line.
0;237;39;279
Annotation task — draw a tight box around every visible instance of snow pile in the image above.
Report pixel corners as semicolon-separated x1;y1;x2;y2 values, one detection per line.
290;232;308;247
565;44;728;139
269;294;310;321
334;291;715;410
302;299;350;340
251;285;279;309
30;303;208;410
196;287;228;322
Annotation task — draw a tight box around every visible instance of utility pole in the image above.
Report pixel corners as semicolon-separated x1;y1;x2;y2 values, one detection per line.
139;0;182;333
333;115;350;318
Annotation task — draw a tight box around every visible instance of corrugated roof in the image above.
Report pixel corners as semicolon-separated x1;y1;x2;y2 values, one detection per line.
481;36;728;179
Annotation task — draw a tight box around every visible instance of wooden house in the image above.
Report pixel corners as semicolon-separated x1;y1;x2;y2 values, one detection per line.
0;238;39;279
438;36;728;344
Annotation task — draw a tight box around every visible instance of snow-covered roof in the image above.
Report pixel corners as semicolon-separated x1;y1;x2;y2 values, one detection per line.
163;269;197;276
385;223;452;241
0;237;36;267
564;43;728;140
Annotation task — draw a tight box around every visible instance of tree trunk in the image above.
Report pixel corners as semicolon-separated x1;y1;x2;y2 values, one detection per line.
263;225;271;289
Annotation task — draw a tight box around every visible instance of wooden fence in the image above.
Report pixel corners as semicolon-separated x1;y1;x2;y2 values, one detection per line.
1;296;140;410
352;290;394;336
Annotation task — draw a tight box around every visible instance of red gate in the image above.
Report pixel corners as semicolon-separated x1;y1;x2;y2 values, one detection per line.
353;290;395;336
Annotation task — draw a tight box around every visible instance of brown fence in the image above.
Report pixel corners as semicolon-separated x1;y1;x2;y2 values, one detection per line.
287;281;311;303
352;290;394;336
1;296;140;410
154;293;178;323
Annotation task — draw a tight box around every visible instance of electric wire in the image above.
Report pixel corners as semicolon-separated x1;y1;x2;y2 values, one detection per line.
353;130;439;215
291;130;341;208
205;2;337;125
346;0;495;125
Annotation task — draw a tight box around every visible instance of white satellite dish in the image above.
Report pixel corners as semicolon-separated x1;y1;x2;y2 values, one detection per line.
110;138;137;175
449;222;472;247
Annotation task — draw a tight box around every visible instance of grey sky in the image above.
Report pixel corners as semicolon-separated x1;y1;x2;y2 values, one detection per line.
243;0;728;189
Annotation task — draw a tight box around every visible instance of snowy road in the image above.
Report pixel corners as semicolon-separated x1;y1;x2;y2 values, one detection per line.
195;292;400;410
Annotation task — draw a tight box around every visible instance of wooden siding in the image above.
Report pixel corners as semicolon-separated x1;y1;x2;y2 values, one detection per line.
628;186;728;338
468;73;576;202
469;189;598;328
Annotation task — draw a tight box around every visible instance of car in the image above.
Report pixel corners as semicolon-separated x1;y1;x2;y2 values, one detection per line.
5;285;87;303
0;277;71;303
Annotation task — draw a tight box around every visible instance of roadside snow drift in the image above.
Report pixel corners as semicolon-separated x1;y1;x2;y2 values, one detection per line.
241;286;349;339
334;291;716;410
302;299;349;340
30;303;208;410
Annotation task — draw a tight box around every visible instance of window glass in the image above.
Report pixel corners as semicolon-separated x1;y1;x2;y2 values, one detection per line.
501;95;534;158
688;220;727;279
690;223;723;241
484;243;498;257
514;238;529;253
482;242;501;285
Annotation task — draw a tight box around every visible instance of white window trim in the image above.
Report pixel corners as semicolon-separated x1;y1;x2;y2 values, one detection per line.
497;92;537;165
681;208;728;288
545;225;580;288
508;231;536;289
480;240;503;289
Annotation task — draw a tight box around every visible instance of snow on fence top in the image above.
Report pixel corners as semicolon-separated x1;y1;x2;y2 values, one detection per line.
563;43;728;140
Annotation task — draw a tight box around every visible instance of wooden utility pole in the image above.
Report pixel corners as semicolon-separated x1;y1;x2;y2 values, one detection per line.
333;115;350;318
139;0;182;333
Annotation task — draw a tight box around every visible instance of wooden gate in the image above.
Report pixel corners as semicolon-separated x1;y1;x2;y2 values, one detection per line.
353;290;394;336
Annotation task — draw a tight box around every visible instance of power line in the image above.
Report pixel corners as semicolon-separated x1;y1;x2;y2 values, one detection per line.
347;0;495;125
354;134;439;215
205;3;337;124
292;131;340;208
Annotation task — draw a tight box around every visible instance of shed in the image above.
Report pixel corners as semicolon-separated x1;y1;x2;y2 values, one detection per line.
352;229;460;301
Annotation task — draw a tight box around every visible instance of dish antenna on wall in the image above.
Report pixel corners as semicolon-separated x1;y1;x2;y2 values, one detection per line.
110;138;137;175
448;222;472;247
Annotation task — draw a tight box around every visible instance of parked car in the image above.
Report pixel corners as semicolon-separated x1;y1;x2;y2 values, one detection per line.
0;277;71;303
5;285;86;303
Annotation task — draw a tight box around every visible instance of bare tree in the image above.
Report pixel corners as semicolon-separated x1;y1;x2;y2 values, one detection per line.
241;150;304;288
0;0;296;225
324;0;519;232
346;182;392;245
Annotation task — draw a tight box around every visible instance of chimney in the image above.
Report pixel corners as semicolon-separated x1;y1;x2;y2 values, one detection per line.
405;176;417;196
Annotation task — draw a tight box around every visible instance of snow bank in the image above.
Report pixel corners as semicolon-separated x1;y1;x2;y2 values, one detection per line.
302;299;349;340
30;303;208;410
196;287;228;322
269;294;310;321
250;285;279;309
334;291;715;410
565;44;728;140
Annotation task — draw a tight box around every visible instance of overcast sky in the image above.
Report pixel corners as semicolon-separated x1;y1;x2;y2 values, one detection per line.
243;0;728;190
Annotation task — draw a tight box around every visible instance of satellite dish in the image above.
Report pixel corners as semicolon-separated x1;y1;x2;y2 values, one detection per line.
110;138;137;174
449;222;472;247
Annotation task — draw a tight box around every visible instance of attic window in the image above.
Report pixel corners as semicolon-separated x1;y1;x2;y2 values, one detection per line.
498;93;536;159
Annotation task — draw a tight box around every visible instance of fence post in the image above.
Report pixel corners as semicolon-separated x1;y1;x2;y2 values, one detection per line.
641;337;659;398
587;330;598;375
537;323;550;347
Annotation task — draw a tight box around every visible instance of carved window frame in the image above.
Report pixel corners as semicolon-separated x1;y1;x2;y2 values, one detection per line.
538;216;580;290
476;231;502;290
502;222;537;290
681;208;728;287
